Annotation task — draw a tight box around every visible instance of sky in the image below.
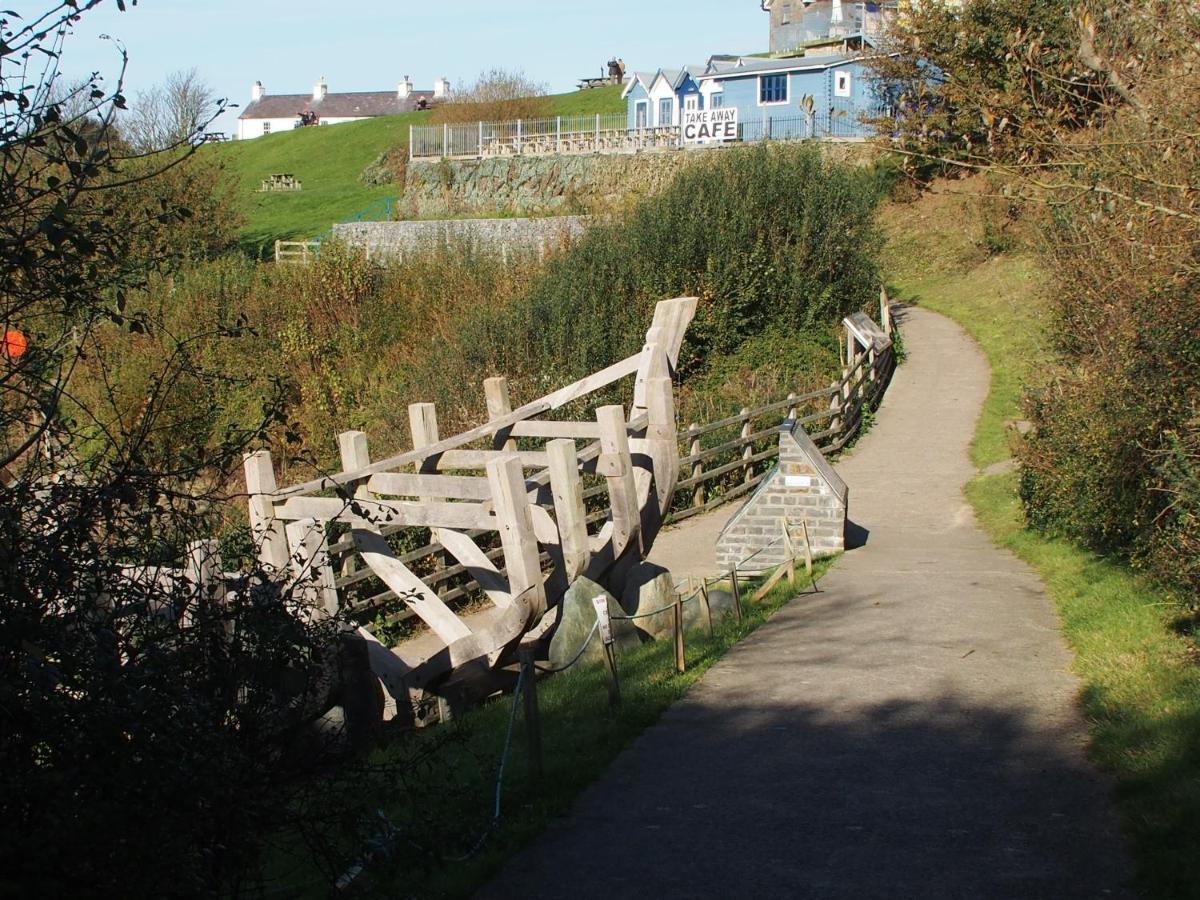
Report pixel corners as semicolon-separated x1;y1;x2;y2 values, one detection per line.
7;1;769;135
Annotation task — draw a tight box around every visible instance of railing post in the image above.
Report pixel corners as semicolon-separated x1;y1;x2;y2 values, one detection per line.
516;119;522;155
595;113;600;150
557;116;562;154
547;439;591;583
880;285;892;335
478;120;484;157
829;383;843;437
442;122;449;158
787;392;799;421
409;125;414;161
484;376;517;452
689;423;704;508
244;450;289;574
673;590;686;673
741;407;753;484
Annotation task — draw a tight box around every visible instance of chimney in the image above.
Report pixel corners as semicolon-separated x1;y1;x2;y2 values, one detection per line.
313;76;328;102
433;76;451;99
398;76;413;99
251;80;265;102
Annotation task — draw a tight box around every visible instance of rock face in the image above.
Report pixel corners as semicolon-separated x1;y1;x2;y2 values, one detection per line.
548;577;640;672
332;216;593;262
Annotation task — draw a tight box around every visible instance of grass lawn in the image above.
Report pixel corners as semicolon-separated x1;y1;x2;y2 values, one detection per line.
209;87;627;254
881;177;1200;899
275;565;833;898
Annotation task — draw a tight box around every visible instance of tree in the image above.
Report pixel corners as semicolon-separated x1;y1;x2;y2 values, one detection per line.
0;4;387;893
431;67;551;124
122;67;218;151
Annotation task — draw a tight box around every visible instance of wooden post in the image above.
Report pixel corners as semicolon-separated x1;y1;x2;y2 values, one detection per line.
689;423;704;509
484;376;517;452
602;642;621;707
787;392;799;422
730;567;743;622
518;644;543;782
829;386;843;437
597;405;641;558
741;408;754;484
699;582;714;637
547;439;591;582
846;325;857;373
285;518;339;620
244;450;289;574
880;286;892;335
673;590;686;673
801;518;815;578
408;402;440;473
781;519;797;586
487;453;547;616
183;540;223;631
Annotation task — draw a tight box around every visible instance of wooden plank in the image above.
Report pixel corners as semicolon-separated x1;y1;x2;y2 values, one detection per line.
437;449;551;471
547;439;591;581
752;561;792;603
353;529;472;643
243;450;289;572
274;496;497;532
507;420;604;440
409;402;440;474
488;453;547;616
367;472;493;500
597;405;641;558
436;528;512;609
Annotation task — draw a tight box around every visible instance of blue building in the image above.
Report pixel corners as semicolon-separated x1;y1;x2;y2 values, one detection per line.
624;51;889;141
622;66;706;131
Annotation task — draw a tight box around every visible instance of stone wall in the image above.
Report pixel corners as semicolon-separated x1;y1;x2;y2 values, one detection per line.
331;216;594;261
716;421;849;573
399;143;883;218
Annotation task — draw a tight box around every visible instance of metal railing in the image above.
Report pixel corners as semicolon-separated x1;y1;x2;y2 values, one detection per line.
410;108;876;160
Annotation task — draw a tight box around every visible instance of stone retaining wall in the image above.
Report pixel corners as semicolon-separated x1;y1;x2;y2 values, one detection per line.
332;216;594;261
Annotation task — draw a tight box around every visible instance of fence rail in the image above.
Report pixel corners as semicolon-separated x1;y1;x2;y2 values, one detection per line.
409;109;872;160
274;240;320;264
334;304;896;631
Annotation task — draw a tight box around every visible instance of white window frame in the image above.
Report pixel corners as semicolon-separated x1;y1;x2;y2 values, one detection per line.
684;94;699;113
658;96;674;127
635;100;649;129
834;70;852;98
758;73;790;106
262;121;271;134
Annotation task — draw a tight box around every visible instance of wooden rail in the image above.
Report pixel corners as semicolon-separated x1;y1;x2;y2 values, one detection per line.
274;240;320;264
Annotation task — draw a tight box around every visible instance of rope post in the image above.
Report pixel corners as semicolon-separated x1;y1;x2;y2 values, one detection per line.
518;644;543;783
741;408;753;484
592;596;621;708
730;567;743;623
673;590;686;674
689;423;704;508
801;518;815;582
699;583;714;637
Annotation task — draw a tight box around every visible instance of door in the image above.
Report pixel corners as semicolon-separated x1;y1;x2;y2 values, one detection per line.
636;101;648;130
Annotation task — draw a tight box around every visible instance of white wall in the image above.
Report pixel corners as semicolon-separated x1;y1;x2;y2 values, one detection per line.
648;76;677;127
236;115;370;140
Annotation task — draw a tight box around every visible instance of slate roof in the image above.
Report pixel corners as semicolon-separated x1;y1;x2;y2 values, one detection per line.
239;91;434;120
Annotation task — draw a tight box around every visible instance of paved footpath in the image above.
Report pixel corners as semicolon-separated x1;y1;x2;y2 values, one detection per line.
479;307;1134;900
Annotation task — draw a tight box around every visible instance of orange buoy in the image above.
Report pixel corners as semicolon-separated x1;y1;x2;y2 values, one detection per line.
2;329;28;359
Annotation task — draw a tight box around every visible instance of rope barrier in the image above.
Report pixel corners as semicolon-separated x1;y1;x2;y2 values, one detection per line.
533;621;600;674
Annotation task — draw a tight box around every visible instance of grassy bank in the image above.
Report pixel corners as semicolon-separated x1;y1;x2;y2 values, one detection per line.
881;177;1200;899
209;87;627;252
278;565;833;898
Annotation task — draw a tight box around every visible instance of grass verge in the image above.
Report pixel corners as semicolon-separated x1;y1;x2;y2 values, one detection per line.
332;562;834;898
882;177;1200;899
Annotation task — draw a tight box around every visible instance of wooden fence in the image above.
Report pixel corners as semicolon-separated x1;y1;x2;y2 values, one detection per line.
274;240;320;264
331;303;896;634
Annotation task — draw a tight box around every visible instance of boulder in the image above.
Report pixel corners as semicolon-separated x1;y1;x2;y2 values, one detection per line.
620;562;678;642
548;577;639;672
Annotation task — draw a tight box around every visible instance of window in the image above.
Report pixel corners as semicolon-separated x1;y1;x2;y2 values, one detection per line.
710;92;725;109
659;97;674;126
635;101;649;129
781;2;792;24
835;71;852;98
684;95;699;112
262;121;271;135
759;73;788;105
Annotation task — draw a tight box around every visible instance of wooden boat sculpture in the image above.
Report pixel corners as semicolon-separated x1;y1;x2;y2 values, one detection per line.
243;297;697;721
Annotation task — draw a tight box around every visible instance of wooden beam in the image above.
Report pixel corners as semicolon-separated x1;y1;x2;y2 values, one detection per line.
437;449;551;471
408;402;440;474
274;496;497;532
368;472;493;500
243;450;289;573
354;529;472;643
547;439;590;581
597;405;641;558
507;420;604;440
433;528;512;609
487;453;547;617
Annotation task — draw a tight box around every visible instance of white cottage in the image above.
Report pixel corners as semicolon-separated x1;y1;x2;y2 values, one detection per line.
236;76;448;140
